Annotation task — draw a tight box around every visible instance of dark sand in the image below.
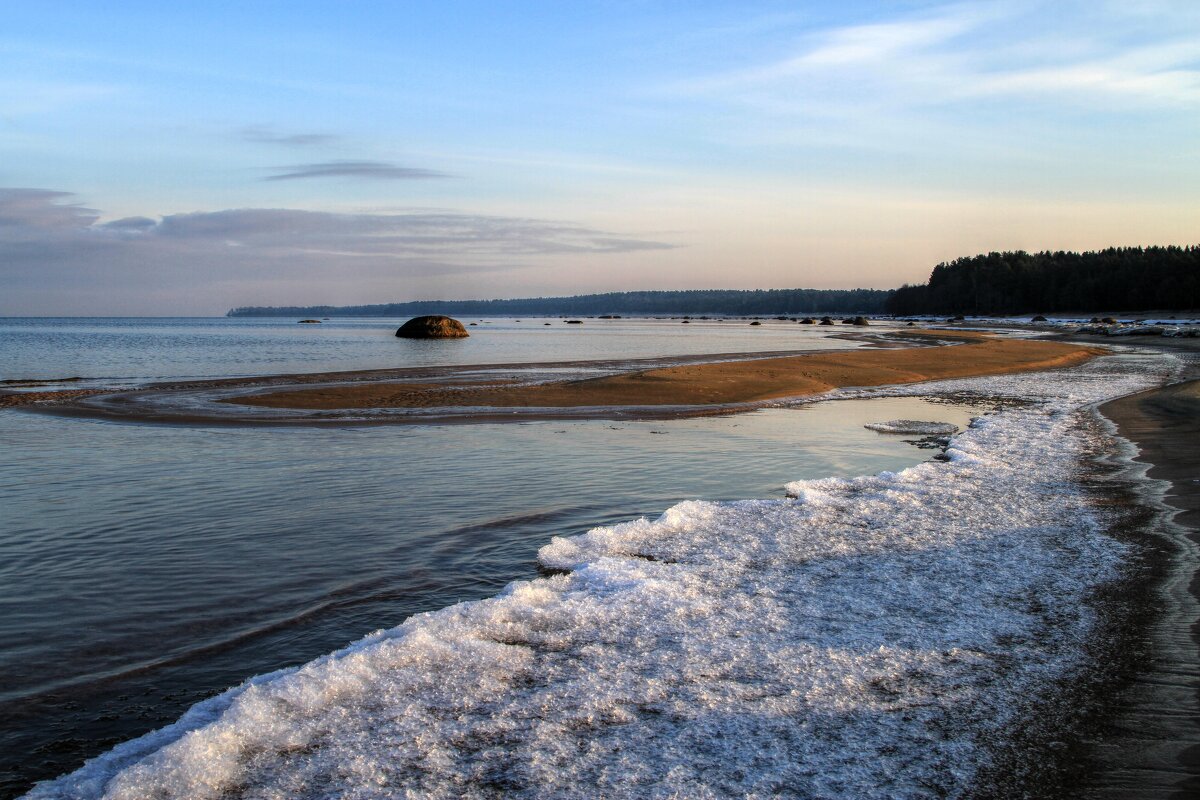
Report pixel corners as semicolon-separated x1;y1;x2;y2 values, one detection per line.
1090;380;1200;797
0;388;106;408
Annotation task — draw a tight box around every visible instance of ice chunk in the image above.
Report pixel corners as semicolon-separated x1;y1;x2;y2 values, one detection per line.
864;419;959;435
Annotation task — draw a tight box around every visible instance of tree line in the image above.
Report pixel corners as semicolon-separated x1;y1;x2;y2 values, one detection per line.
886;246;1199;315
227;288;893;317
228;246;1198;318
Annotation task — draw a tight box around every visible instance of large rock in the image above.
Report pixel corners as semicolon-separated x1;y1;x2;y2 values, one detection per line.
395;315;469;339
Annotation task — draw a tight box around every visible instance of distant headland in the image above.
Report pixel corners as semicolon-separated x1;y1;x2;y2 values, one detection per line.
228;246;1198;318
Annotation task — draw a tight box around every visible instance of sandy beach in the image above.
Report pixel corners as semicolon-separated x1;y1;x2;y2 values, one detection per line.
229;335;1104;412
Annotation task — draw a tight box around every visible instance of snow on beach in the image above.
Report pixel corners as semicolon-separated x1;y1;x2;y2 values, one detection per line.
26;352;1179;799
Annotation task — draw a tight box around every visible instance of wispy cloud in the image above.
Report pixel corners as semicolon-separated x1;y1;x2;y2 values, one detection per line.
240;126;341;147
0;188;676;313
676;2;1200;110
0;79;121;117
263;160;452;181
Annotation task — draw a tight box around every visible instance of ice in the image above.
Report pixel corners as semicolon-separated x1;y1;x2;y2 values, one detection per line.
863;419;959;435
25;351;1180;799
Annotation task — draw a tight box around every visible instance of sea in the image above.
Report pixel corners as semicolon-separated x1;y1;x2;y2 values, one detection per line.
0;316;1182;798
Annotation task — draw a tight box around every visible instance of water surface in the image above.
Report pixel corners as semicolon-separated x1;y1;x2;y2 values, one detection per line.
0;317;875;386
0;392;979;797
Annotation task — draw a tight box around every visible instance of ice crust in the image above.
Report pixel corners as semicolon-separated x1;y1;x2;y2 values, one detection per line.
26;353;1179;800
863;419;959;435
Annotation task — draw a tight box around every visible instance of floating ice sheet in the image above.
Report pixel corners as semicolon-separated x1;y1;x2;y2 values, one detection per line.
26;352;1180;800
863;419;959;435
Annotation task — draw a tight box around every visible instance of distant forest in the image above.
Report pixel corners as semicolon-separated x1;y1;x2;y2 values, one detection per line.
227;288;893;317
887;246;1199;315
229;246;1199;318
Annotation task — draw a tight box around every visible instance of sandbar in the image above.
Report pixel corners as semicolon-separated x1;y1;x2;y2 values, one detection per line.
231;337;1105;411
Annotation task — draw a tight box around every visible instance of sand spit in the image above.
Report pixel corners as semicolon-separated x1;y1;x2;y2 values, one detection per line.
232;338;1104;411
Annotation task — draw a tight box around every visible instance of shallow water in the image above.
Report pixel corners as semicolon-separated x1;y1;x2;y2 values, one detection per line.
0;316;873;386
0;394;979;797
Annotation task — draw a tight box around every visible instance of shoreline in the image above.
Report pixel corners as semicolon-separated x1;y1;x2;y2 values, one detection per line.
7;335;1197;796
5;331;1107;426
10;331;1094;428
1088;380;1200;796
229;337;1102;412
23;347;1171;796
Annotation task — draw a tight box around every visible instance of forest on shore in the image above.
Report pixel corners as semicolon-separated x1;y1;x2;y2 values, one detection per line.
886;246;1198;315
229;246;1198;318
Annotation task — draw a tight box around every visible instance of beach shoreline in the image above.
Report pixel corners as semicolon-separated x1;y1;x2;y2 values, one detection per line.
19;339;1174;799
7;329;1199;797
6;330;1105;426
228;336;1102;412
1087;380;1200;797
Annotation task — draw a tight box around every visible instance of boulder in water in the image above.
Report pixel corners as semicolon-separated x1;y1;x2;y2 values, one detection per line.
395;315;469;339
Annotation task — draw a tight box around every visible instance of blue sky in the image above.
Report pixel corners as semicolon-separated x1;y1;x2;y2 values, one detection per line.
1;1;1197;314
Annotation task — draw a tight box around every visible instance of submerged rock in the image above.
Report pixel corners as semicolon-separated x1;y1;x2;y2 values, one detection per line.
395;315;469;339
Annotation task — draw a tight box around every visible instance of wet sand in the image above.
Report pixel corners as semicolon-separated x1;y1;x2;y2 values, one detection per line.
0;388;106;408
230;337;1103;412
1090;380;1200;797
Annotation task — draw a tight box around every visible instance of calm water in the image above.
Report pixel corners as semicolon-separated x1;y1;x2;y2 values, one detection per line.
0;316;872;386
0;318;975;798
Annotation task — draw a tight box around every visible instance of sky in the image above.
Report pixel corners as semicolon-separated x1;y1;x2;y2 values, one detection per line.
1;0;1197;315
